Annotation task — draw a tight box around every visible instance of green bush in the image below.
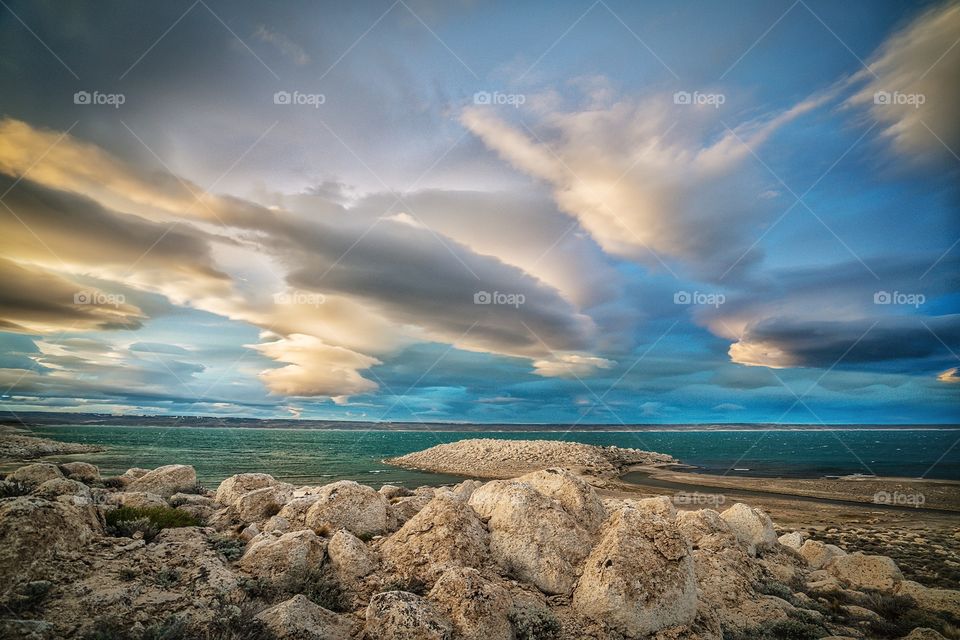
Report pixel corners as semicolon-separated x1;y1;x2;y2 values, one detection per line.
106;506;200;542
240;566;347;612
212;536;246;561
509;606;562;640
0;480;32;498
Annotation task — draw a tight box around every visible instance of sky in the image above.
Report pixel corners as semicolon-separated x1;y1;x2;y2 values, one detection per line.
0;0;957;424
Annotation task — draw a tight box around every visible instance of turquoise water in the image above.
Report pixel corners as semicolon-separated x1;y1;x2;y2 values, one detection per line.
13;426;960;486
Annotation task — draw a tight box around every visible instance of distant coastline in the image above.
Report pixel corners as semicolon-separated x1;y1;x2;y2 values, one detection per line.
3;411;958;431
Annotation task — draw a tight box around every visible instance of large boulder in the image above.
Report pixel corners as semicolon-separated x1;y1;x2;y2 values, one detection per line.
126;464;197;497
382;493;489;584
8;463;62;486
328;529;378;582
428;567;513;640
778;531;806;550
0;497;102;586
826;552;903;592
516;468;608;531
239;530;327;577
304;481;392;538
468;476;599;594
59;461;100;483
898;580;960;617
278;495;323;528
391;494;433;525
234;485;291;522
34;477;92;500
719;503;777;555
255;594;353;640
215;473;279;505
365;591;452;640
798;539;846;569
572;507;696;637
107;491;168;509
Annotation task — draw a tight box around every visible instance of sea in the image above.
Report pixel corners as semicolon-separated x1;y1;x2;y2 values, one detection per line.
13;425;960;487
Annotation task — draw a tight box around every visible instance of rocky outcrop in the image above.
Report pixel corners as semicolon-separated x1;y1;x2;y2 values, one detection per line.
126;464;197;497
329;529;378;581
304;480;392;537
365;591;452;640
0;496;102;587
382;493;489;584
59;461;100;483
898;580;960;617
215;472;279;504
0;427;104;460
428;567;513;640
719;503;777;555
468;474;598;594
572;507;697;637
239;530;327;576
255;594;354;640
799;539;846;569
826;551;903;592
108;491;169;509
7;462;63;486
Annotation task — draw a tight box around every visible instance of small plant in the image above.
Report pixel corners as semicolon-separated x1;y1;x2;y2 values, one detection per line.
240;566;347;612
509;606;562;640
182;483;209;495
106;506;200;542
0;480;32;498
101;477;127;489
154;568;180;588
1;580;52;615
119;567;138;581
755;580;796;604
212;536;246;561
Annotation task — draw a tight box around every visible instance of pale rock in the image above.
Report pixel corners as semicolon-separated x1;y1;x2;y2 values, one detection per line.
264;515;290;533
468;478;598;594
391;494;433;525
303;480;392;537
108;491;168;509
516;468;608;532
379;484;412;499
428;567;513;640
234;486;287;522
215;473;279;505
239;530;326;577
799;539;846;569
240;524;260;542
127;465;197;497
8;463;62;486
719;503;777;555
897;580;960;616
572;507;696;637
826;552;902;592
255;594;353;640
364;591;452;640
450;479;483;501
277;496;322;528
59;462;100;483
328;529;377;581
635;495;678;520
34;478;92;502
382;493;488;584
121;467;150;480
778;531;806;550
900;628;948;640
0;497;102;585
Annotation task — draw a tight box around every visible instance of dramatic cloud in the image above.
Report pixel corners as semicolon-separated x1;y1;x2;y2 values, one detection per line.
847;1;960;160
462;90;828;278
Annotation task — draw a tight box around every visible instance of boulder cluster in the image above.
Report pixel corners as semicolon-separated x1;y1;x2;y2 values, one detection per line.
1;459;957;640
